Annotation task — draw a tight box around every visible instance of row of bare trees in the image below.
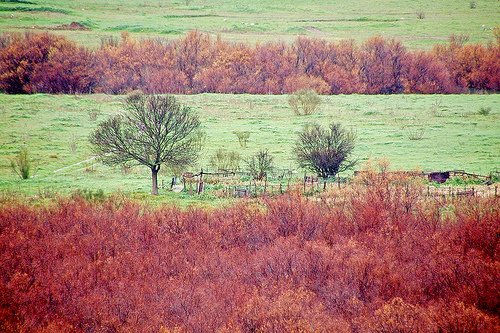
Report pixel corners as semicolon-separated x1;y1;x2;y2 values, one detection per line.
90;94;356;195
1;30;498;94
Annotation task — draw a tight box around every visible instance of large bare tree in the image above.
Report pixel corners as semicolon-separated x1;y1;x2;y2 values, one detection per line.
295;122;356;179
90;93;203;195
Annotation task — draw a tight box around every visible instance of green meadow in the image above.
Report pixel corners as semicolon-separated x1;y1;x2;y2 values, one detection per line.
0;0;498;48
0;93;498;203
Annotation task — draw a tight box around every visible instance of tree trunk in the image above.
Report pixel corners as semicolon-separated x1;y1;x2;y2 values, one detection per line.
151;166;160;195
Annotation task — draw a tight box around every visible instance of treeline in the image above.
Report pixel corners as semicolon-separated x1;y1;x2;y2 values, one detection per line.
1;173;499;332
0;31;499;95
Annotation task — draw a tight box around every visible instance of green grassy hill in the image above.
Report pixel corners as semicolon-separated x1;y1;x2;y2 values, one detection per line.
0;93;498;202
0;0;498;48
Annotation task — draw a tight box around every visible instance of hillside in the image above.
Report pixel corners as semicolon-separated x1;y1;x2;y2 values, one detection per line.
0;0;498;48
0;93;498;200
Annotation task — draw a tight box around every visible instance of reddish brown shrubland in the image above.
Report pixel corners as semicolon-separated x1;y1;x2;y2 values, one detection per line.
0;177;498;332
1;31;499;94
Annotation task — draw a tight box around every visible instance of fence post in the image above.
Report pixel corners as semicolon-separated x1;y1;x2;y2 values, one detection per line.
197;168;204;194
303;173;306;194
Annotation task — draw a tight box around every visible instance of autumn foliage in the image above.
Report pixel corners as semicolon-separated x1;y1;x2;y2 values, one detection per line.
1;31;499;95
1;175;498;332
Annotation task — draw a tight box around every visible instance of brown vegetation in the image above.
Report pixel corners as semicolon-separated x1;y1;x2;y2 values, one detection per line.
1;173;498;332
0;31;498;95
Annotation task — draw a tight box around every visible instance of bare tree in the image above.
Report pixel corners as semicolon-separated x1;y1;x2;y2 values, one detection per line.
246;149;274;181
90;94;203;195
295;122;356;179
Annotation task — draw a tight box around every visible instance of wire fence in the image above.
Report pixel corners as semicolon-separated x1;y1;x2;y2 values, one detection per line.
161;168;499;198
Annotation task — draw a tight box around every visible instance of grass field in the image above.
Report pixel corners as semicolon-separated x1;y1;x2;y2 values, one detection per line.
0;93;498;202
0;0;498;48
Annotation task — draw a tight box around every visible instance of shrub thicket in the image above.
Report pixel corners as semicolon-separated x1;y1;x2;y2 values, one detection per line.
0;31;498;95
0;175;498;331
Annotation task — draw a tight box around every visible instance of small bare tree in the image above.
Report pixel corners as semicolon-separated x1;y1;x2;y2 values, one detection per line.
246;149;274;181
90;94;203;195
233;131;251;148
295;122;356;179
288;89;321;115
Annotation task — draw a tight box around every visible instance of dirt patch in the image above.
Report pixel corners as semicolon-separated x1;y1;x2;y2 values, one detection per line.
303;26;322;34
54;21;90;31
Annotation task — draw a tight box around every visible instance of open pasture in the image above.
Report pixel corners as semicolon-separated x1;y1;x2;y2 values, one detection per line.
0;93;498;201
0;0;498;48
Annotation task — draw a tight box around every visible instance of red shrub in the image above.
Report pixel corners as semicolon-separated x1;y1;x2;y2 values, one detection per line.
195;44;254;93
359;36;406;94
1;31;499;95
251;42;295;94
0;32;73;93
402;51;456;93
283;74;330;94
1;182;498;331
30;44;97;93
322;40;364;94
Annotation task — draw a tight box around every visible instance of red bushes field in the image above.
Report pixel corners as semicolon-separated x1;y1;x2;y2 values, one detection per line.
1;175;499;332
0;31;499;95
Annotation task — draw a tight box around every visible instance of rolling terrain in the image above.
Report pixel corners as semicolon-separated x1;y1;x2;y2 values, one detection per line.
0;0;498;48
0;93;498;201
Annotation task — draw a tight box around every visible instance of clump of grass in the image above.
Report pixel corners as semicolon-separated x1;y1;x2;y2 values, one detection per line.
478;106;491;116
210;149;241;172
233;131;251;148
288;89;321;116
0;6;70;14
0;0;36;4
407;127;425;140
100;35;119;48
10;147;32;179
88;108;102;121
73;188;106;202
469;1;477;9
416;11;425;19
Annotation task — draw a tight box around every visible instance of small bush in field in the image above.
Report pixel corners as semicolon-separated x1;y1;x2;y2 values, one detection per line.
407;127;425;140
100;35;119;48
494;26;500;43
233;131;251;148
0;33;12;49
478;106;491;116
10;146;32;179
469;1;477;9
288;89;321;116
69;135;77;153
209;149;241;172
416;11;425;19
88;108;102;121
73;188;106;202
246;149;274;180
